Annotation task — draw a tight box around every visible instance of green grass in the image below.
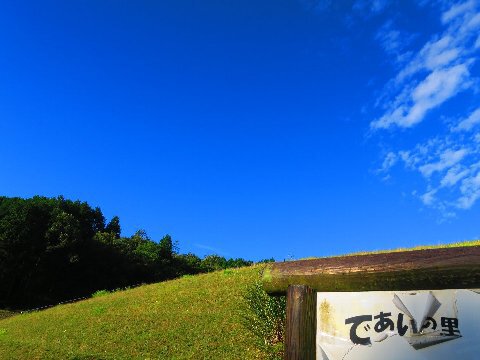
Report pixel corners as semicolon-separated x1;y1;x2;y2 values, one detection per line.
0;266;268;360
91;289;110;298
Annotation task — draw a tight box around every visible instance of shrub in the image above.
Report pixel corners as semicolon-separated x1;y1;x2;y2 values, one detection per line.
241;275;286;359
91;290;110;298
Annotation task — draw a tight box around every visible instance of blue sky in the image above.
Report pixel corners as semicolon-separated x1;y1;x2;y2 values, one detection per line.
1;0;479;261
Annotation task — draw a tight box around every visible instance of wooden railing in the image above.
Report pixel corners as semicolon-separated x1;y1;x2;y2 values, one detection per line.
262;245;480;360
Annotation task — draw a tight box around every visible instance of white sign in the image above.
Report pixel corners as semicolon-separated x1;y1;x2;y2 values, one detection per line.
316;289;480;360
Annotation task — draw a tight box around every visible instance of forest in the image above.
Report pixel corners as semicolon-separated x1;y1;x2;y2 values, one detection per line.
0;196;262;309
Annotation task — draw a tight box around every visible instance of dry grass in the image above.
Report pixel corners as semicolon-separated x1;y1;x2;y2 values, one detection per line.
341;239;480;256
297;240;480;260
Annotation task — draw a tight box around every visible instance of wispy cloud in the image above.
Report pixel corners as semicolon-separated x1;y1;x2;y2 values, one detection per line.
379;151;398;172
440;165;470;187
419;148;468;177
381;133;480;212
421;188;438;206
375;20;415;64
298;0;332;12
371;0;480;130
194;243;230;256
372;64;472;129
372;1;480;215
452;107;480;131
458;170;480;208
353;0;389;15
442;0;477;22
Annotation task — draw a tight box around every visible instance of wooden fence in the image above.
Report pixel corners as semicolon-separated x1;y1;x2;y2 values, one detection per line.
262;246;480;360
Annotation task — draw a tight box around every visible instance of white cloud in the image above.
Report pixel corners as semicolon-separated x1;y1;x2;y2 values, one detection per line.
397;139;441;169
413;64;468;102
383;136;480;213
376;23;402;55
379;151;397;172
452;107;480;131
418;148;468;177
410;64;471;119
440;165;470;186
371;64;471;129
398;150;414;167
462;12;480;32
376;21;415;64
372;0;480;130
457;171;480;208
370;1;480;214
442;0;476;23
395;31;474;84
423;37;460;70
421;188;438;205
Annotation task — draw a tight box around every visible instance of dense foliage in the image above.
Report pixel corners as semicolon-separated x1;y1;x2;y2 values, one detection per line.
0;196;253;309
242;277;286;359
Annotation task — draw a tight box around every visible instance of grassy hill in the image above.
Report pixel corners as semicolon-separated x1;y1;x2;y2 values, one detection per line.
0;266;269;360
2;241;478;359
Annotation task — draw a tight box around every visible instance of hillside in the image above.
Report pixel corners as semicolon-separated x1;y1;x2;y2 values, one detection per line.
0;266;269;360
2;241;478;359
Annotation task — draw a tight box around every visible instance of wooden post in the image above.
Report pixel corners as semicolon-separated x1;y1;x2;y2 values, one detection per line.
285;285;316;360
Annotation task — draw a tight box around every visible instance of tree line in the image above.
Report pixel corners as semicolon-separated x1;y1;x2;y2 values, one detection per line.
0;196;268;309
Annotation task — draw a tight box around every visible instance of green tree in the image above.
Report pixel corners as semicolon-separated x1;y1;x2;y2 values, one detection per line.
0;195;254;309
105;216;121;238
45;210;81;251
201;254;227;272
159;234;177;260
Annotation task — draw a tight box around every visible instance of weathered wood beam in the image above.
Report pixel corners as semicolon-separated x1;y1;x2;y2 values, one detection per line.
285;285;316;360
263;246;480;294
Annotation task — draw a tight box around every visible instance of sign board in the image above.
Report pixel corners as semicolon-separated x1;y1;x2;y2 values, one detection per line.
316;289;480;360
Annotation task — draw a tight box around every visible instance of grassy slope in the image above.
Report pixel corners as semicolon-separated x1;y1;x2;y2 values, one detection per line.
1;240;478;359
0;266;267;360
